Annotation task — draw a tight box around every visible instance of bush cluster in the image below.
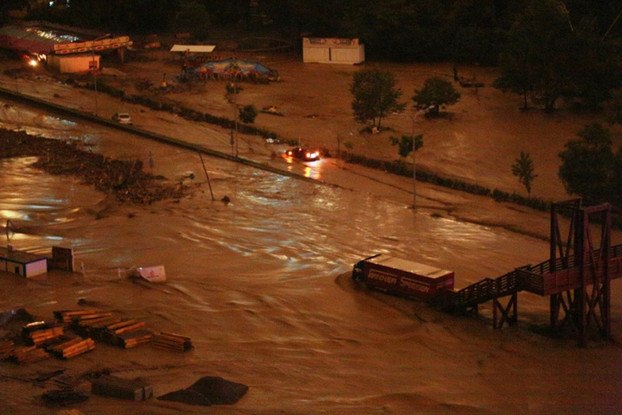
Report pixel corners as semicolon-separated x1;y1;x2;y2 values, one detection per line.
83;82;281;140
342;152;550;211
342;152;621;229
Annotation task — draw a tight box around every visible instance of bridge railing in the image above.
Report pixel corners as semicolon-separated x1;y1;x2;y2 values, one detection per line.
524;243;622;276
445;244;622;310
453;271;518;308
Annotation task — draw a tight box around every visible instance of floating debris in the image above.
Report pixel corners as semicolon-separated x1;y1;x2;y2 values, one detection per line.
91;375;153;401
41;388;89;406
126;265;167;283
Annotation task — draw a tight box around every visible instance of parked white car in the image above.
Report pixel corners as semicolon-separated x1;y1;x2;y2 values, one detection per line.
112;112;132;124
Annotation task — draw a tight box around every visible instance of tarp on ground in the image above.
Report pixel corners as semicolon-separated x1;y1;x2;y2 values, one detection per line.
170;44;216;53
189;58;278;81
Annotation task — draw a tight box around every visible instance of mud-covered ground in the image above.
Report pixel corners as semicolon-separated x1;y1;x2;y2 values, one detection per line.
1;51;621;415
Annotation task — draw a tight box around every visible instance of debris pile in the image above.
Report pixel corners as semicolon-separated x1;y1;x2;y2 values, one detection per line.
158;376;249;406
0;129;188;205
91;374;153;401
42;389;89;406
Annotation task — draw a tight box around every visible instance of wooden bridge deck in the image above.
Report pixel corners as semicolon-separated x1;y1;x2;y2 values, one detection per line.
446;244;622;310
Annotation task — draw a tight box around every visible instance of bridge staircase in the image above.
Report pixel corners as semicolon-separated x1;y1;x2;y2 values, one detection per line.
442;201;622;345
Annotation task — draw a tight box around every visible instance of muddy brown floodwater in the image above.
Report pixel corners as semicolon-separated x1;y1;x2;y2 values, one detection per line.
1;78;622;414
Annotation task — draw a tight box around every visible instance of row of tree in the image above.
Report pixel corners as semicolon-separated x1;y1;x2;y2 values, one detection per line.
510;122;622;210
350;68;621;207
14;1;621;61
350;69;461;130
494;1;622;112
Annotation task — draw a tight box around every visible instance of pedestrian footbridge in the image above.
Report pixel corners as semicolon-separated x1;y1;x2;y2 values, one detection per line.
441;201;621;345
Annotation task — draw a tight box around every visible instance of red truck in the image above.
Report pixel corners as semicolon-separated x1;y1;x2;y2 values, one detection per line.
352;254;454;300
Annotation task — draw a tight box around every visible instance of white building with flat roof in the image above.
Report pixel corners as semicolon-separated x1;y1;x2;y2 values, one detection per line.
302;37;365;65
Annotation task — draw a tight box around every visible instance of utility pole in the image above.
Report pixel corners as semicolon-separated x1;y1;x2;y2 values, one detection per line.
409;107;432;209
91;34;110;116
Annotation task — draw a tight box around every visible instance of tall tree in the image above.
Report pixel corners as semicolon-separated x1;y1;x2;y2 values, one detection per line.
412;77;460;115
390;134;423;159
605;89;622;125
511;151;537;195
350;69;405;130
494;0;576;111
175;0;210;40
451;0;503;65
558;123;620;204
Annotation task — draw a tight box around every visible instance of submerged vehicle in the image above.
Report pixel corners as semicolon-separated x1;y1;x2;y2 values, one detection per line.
352;254;454;300
112;112;132;124
285;146;320;161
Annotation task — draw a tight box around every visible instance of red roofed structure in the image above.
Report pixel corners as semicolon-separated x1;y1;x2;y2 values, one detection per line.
0;24;132;72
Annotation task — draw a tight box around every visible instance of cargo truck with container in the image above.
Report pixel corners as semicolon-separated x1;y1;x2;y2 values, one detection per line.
352;254;454;300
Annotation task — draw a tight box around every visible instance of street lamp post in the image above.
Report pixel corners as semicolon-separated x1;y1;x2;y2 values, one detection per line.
410;107;432;209
91;45;98;116
233;102;239;157
227;81;239;157
91;34;110;116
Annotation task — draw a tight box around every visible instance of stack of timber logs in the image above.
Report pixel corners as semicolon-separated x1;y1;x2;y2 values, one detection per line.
0;340;14;359
104;320;152;348
0;307;195;367
152;332;194;352
53;309;108;324
73;315;122;340
46;337;96;359
54;309;153;348
11;345;50;363
22;321;64;345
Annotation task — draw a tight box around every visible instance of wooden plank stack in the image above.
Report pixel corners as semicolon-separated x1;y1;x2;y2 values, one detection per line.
151;331;193;352
91;374;153;401
54;309;152;348
22;321;64;345
101;319;151;348
0;340;14;360
46;337;96;359
116;329;152;349
73;315;123;340
53;309;106;324
11;345;50;363
1;306;196;366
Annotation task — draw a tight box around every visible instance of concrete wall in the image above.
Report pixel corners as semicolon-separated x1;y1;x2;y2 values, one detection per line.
48;54;100;73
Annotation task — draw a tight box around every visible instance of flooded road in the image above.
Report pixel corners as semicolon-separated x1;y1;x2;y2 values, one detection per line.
1;101;622;415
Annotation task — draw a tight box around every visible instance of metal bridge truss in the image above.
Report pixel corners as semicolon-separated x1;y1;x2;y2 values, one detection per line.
443;200;621;345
